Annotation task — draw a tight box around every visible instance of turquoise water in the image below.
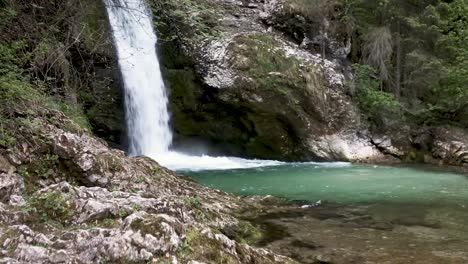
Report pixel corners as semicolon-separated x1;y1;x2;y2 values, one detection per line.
184;163;468;262
184;163;468;208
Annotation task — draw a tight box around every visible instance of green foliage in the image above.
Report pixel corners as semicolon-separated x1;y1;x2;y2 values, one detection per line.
177;228;235;263
347;0;467;128
0;40;91;132
222;221;263;244
0;73;91;132
0;0;116;137
0;41;28;78
0;5;17;28
150;0;221;43
131;203;142;212
134;176;146;183
28;191;74;223
183;196;202;209
129;216;166;236
0;122;16;147
353;64;402;125
117;208;131;218
19;153;60;187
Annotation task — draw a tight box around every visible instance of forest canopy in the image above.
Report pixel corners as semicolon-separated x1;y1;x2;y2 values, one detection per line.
344;0;468;128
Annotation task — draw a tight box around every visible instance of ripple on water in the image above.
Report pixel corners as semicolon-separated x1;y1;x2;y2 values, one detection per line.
187;163;468;263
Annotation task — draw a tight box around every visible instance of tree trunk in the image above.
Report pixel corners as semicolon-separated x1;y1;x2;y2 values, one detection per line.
395;21;402;98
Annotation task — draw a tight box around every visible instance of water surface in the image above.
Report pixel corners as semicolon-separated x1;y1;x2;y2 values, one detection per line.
183;163;468;263
185;163;468;207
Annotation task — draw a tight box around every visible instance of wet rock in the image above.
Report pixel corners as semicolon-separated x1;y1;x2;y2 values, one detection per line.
154;0;369;161
432;127;468;166
371;135;405;157
306;132;393;162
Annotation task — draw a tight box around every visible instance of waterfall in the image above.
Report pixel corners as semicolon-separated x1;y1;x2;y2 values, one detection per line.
104;0;172;157
104;0;284;171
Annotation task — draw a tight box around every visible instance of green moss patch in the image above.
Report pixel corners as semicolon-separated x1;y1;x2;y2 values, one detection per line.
178;228;237;264
150;0;222;44
26;191;76;224
231;33;324;97
222;220;263;244
129;216;166;237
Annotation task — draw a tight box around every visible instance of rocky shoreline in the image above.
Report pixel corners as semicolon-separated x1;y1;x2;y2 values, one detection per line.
0;107;465;263
0;108;296;263
1;0;467;263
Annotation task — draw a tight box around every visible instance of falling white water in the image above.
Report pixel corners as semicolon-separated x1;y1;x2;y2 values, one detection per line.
104;0;172;156
104;0;335;171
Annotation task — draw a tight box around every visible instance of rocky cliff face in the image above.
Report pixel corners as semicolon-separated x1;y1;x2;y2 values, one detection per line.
0;105;295;263
151;0;386;162
152;0;468;168
151;0;396;163
0;1;299;262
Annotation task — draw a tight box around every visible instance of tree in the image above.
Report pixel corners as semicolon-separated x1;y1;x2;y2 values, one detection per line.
363;26;393;89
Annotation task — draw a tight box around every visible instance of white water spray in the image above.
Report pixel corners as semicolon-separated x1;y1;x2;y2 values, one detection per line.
103;0;296;171
104;0;172;156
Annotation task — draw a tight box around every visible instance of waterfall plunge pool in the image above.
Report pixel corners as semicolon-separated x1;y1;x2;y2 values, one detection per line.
180;163;468;263
182;163;468;206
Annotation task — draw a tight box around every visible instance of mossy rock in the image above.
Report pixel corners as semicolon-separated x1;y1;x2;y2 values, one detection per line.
222;220;263;244
129;217;167;237
27;191;76;224
178;228;238;264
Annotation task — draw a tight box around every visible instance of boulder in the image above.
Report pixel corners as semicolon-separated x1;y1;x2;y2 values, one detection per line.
431;127;468;166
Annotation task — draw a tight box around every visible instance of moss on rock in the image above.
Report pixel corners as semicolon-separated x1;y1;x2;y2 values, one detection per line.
28;191;75;224
178;228;238;264
222;220;263;245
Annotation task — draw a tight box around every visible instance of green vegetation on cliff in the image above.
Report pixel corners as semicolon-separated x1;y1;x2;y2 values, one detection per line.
0;0;123;145
0;41;90;131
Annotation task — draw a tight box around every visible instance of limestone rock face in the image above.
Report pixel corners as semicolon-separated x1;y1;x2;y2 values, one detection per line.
0;109;295;264
262;0;352;61
152;0;391;162
307;133;394;163
152;0;468;166
431;128;468;167
0;156;23;204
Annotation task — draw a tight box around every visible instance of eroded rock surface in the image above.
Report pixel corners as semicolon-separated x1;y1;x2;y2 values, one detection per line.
151;0;468;167
151;0;397;162
0;110;295;264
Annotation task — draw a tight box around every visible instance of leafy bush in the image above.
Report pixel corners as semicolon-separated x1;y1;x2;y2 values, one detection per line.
353;64;402;126
184;196;202;209
28;191;74;223
0;41;29;79
0;41;91;131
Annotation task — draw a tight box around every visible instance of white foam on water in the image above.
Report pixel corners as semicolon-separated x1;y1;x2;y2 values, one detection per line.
149;151;351;171
149;151;285;171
